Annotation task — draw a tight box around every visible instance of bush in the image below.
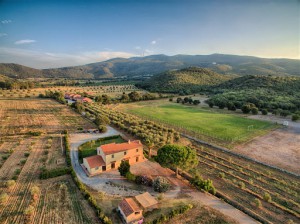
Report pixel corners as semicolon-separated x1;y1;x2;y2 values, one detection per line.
238;181;245;189
153;176;170;193
263;192;272;202
20;159;27;165
31;185;40;196
24;152;30;157
218;172;225;179
125;172;136;181
24;205;34;215
135;175;153;186
292;114;299;121
98;125;107;133
118;160;130;177
0;193;8;204
261;109;268;115
40;167;71;179
254;198;262;208
251;107;259;115
190;175;216;195
6;180;16;189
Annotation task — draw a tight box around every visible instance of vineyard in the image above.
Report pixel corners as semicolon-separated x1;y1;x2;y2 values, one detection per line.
195;144;300;223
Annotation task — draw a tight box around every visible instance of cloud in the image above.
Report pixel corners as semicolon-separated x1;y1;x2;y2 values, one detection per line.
15;39;36;45
151;40;156;45
0;33;7;37
0;47;136;69
135;46;141;50
1;20;12;24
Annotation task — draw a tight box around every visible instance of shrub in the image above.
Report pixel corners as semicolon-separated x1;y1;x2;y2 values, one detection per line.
125;172;136;181
24;152;30;157
251;107;259;115
40;167;71;179
218;172;225;179
261;109;268;115
118;160;130;177
238;181;245;189
31;185;40;196
6;180;16;189
292;114;299;121
98;125;107;133
190;175;216;195
153;176;170;193
254;198;262;208
263;192;272;202
135;175;153;186
20;159;27;165
0;193;8;204
24;205;34;215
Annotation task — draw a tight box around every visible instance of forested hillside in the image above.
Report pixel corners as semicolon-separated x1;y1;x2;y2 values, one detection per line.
206;75;300;116
137;67;233;94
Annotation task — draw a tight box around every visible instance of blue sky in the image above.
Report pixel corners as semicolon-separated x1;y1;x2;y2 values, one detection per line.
0;0;299;68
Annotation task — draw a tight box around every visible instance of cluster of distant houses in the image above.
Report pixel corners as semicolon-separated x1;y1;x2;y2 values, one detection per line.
64;93;93;104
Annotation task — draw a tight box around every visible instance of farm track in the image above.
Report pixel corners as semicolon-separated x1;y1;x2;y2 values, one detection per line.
0;138;45;224
196;147;300;223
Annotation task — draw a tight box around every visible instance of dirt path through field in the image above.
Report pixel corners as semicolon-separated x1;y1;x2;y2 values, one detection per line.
234;115;300;175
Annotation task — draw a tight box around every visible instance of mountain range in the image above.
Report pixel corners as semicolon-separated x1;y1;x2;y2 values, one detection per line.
0;54;299;79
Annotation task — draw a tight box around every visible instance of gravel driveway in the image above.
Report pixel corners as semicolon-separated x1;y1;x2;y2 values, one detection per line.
69;126;142;196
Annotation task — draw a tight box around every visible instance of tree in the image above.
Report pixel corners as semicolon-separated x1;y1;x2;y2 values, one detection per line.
188;98;193;104
261;109;268;115
128;91;141;101
102;94;111;104
241;104;251;114
193;100;200;105
118;160;130;176
156;145;198;177
95;114;110;126
120;93;129;102
292;114;299;121
153;176;170;193
95;95;103;103
251;107;259;115
145;138;154;158
176;97;182;103
183;97;189;103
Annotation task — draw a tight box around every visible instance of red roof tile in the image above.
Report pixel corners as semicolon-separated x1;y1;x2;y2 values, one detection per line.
100;140;142;155
85;155;105;169
119;198;141;217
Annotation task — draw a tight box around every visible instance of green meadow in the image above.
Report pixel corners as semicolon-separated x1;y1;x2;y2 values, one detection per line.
125;102;275;144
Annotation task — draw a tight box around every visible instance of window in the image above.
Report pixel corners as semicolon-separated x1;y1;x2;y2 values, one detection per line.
111;154;114;158
124;151;127;155
136;157;139;162
135;211;140;215
136;148;139;152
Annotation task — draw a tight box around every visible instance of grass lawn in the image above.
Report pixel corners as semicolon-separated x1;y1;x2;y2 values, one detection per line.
122;102;275;145
78;135;125;163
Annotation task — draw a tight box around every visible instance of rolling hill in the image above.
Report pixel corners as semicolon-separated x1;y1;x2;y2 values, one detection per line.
0;54;299;79
136;67;233;93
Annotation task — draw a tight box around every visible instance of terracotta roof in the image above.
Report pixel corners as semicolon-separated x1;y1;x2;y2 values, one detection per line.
135;192;158;209
119;198;141;217
85;155;105;169
100;140;142;155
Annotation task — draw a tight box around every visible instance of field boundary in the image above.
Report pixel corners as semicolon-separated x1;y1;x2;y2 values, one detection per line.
183;134;300;178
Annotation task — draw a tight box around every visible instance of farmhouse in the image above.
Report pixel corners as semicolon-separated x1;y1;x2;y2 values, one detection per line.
118;192;158;224
83;140;145;176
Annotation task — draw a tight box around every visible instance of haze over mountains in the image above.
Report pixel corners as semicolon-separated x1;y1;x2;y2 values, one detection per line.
0;54;299;79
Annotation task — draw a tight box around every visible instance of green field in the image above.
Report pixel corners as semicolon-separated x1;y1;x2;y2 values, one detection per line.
78;135;125;162
124;102;275;145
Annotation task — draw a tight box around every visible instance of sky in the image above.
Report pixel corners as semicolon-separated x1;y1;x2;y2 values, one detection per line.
0;0;299;69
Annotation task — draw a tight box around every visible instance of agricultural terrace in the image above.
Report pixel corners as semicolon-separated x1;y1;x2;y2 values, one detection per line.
195;143;300;224
0;98;95;136
117;100;275;147
0;84;145;98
